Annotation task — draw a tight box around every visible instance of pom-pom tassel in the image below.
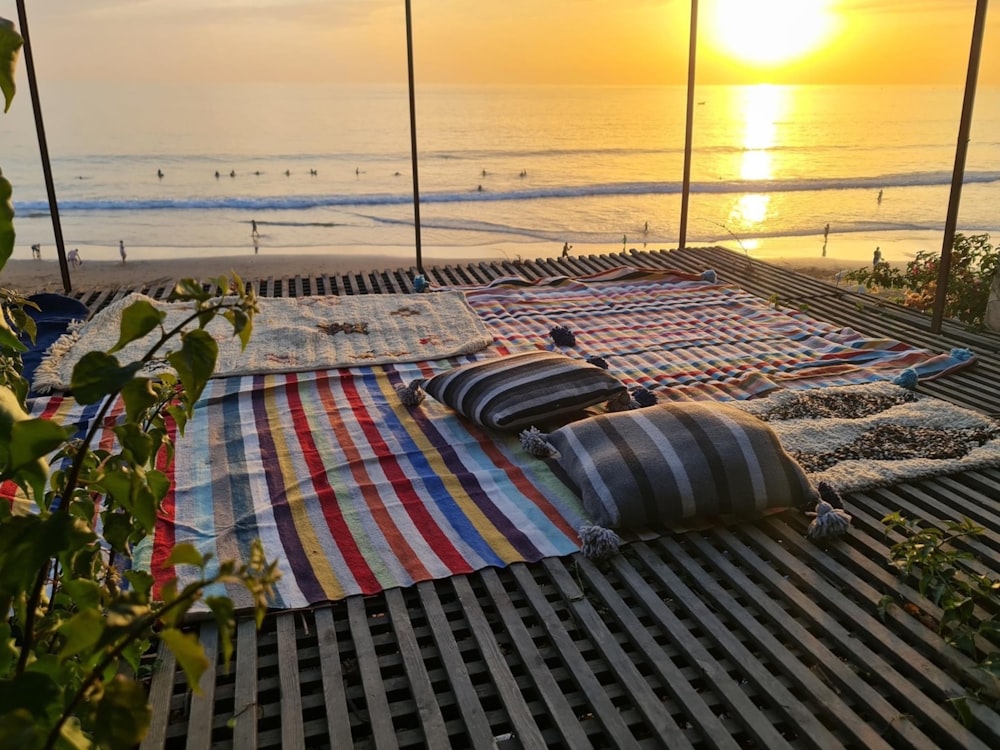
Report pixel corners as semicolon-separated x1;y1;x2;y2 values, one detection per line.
700;269;717;284
579;524;621;559
519;426;556;457
606;390;633;413
413;275;430;293
629;386;658;408
550;325;576;347
806;500;853;541
950;347;974;362
892;368;919;389
396;379;426;407
586;355;609;370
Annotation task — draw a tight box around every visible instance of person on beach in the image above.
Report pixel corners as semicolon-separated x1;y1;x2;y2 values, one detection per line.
877;189;883;205
31;243;41;259
157;169;164;179
562;242;572;257
643;221;649;234
623;234;627;248
68;248;82;267
251;219;259;238
822;223;830;256
119;240;127;264
873;246;882;268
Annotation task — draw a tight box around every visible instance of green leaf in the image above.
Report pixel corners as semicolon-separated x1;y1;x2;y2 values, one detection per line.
0;171;14;273
0;313;27;353
57;608;105;661
221;306;253;349
167;329;218;406
131;483;158;535
146;469;170;504
205;596;235;666
114;421;154;465
0;671;61;718
60;578;103;611
101;511;132;553
158;628;209;694
94;675;152;749
110;299;165;353
70;351;143;404
165;543;204;569
9;417;70;470
120;377;157;423
0;708;45;750
0;18;22;114
948;695;973;727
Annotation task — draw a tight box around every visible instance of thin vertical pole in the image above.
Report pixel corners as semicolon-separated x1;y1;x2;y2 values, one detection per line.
930;0;988;333
15;0;70;293
404;0;423;274
678;0;698;251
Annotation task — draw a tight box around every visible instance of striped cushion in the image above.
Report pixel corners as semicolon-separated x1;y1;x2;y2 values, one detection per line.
422;351;627;430
545;401;816;528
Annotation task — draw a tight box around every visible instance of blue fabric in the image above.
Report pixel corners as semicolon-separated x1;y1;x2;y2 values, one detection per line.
20;293;90;390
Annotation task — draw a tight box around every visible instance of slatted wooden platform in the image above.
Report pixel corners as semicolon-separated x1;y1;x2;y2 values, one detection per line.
90;246;999;749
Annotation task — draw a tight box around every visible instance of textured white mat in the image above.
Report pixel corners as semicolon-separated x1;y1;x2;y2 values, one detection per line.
734;381;1000;493
34;291;493;393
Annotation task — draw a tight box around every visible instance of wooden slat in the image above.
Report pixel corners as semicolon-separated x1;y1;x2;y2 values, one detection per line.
541;558;697;748
346;596;397;748
139;641;177;750
416;581;495;747
450;576;548;748
313;607;354;747
478;569;595;749
276;614;306;749
186;622;219;750
232;618;260;748
507;564;643;748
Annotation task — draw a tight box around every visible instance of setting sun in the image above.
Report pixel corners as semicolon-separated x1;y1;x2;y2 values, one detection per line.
707;0;836;67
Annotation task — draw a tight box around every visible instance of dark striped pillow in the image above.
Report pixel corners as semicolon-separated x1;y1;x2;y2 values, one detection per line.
422;351;627;430
544;401;816;528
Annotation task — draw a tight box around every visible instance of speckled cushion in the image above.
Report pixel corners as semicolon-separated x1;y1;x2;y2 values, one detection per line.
544;401;817;528
421;351;627;431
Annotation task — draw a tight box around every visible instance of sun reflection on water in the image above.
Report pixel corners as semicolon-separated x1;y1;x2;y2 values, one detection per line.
727;85;790;235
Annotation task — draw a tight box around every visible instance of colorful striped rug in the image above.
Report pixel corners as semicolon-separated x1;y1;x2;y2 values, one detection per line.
463;267;976;399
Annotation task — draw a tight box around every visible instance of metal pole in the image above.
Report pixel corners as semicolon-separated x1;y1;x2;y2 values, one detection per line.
15;0;70;293
404;0;423;274
930;0;988;333
678;0;698;251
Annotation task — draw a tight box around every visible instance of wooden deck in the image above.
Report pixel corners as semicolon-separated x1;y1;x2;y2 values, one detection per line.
107;246;1000;749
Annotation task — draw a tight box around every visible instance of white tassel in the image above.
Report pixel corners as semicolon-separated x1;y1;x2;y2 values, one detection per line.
519;426;555;457
396;379;426;407
806;500;852;540
579;524;621;559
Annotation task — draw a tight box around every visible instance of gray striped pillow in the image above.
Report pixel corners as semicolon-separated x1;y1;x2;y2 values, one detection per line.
422;351;627;430
544;401;816;528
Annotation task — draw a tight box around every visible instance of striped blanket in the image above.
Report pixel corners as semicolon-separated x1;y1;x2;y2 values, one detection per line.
5;267;984;610
463;267;975;400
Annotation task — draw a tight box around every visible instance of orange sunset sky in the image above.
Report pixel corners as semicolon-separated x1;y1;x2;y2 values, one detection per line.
3;0;997;88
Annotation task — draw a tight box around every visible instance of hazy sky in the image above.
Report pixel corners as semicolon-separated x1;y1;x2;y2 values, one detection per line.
3;0;998;87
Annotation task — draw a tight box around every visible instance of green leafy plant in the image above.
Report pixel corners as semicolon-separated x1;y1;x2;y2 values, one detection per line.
842;233;998;328
1;19;280;749
881;511;999;678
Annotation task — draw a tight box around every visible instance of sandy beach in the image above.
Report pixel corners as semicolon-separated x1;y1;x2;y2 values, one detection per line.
1;232;914;295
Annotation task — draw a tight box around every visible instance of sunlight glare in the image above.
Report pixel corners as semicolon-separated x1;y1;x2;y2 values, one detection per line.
709;0;835;66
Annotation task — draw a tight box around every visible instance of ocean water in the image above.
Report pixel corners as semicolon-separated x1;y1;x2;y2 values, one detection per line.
2;82;998;265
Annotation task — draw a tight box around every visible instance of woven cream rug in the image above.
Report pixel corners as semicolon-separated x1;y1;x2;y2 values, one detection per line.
733;381;1000;494
34;291;493;393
